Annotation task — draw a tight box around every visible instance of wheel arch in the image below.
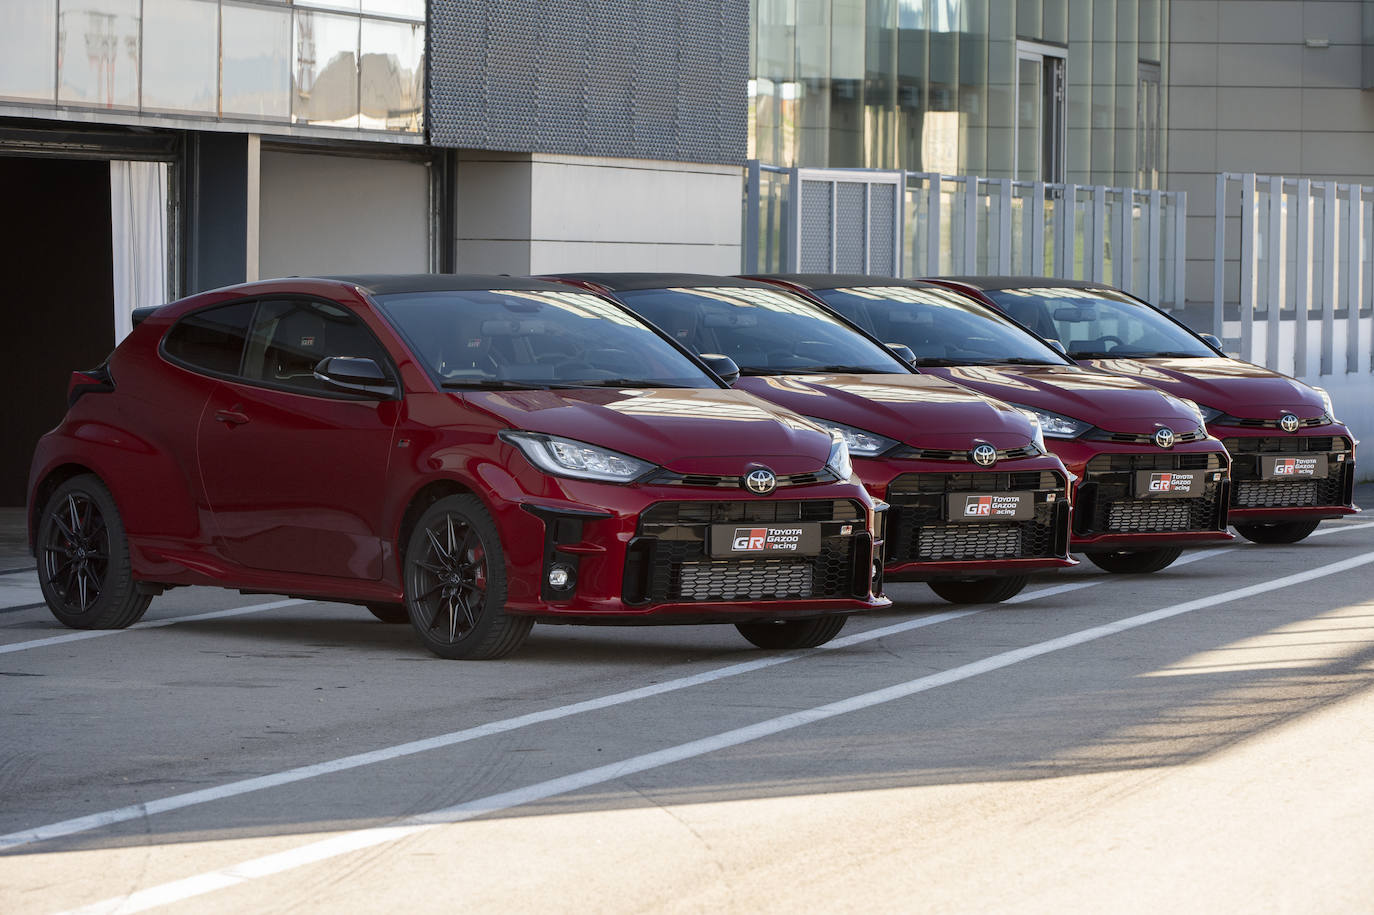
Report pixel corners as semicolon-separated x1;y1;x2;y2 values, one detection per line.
29;463;102;556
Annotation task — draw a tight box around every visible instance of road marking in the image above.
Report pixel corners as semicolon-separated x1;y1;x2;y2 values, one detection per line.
1305;519;1374;538
59;549;1374;915
0;600;307;656
0;566;37;577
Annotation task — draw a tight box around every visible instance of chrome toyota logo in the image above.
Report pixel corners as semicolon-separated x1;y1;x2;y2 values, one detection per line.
744;468;777;494
1153;427;1176;449
971;444;998;467
1280;413;1300;433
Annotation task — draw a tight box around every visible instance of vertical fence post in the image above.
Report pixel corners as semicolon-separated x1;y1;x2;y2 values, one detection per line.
786;168;801;273
1294;178;1311;377
1031;182;1046;275
1091;186;1107;281
1266;175;1283;370
926;175;942;276
1213;175;1227;336
1174;191;1187;311
745;159;761;273
997;179;1013;274
1321;181;1337;375
1055;185;1075;277
1120;191;1135;294
1347;184;1363;373
1239;173;1257;363
963;177;979;273
1147;189;1162;304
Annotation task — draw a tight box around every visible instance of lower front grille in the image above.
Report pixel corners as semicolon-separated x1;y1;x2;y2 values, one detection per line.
1222;436;1354;510
915;523;1021;560
1234;477;1344;508
1078;453;1227;536
884;470;1068;563
678;561;814;600
1105;499;1195;532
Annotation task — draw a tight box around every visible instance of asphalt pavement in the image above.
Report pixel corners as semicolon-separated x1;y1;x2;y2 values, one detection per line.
1;497;1373;913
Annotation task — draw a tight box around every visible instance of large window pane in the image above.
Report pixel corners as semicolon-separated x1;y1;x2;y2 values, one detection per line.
293;10;359;128
0;1;57;103
142;0;217;114
361;0;424;20
360;17;424;132
222;1;291;119
58;0;140;109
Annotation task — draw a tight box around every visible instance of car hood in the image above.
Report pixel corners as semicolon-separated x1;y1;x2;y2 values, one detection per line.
1079;357;1328;419
462;387;836;476
734;373;1039;452
920;364;1204;434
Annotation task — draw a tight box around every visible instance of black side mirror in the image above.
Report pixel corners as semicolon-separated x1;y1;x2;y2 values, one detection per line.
885;343;917;365
698;353;740;385
1199;333;1224;353
313;356;398;399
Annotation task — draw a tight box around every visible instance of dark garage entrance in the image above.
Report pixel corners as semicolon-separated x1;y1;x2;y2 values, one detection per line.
3;156;115;507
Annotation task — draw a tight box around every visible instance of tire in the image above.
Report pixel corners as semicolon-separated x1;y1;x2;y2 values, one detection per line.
736;614;847;650
403;494;531;660
1086;547;1184;574
36;474;151;630
365;602;409;624
1233;520;1321;545
927;575;1030;604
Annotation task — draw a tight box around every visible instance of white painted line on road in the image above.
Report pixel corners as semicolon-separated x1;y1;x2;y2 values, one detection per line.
59;549;1374;915
0;600;307;656
1306;519;1374;538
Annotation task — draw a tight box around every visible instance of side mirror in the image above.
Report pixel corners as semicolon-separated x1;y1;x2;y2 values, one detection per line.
1046;338;1068;355
885;343;917;365
313;356;398;399
1199;333;1224;353
698;353;740;385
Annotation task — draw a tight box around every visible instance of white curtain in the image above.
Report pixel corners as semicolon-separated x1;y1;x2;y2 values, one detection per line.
110;160;169;343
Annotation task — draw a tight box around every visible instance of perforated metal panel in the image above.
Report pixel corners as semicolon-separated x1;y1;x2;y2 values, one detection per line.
799;180;834;270
428;0;747;164
789;168;904;274
868;185;897;274
835;183;867;272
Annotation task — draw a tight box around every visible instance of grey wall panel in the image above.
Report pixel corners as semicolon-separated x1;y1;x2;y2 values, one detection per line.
429;0;747;164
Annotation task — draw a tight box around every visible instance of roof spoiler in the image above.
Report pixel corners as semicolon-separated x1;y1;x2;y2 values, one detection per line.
131;305;161;328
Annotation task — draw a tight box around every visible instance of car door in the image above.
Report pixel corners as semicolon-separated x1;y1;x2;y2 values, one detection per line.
197;297;402;580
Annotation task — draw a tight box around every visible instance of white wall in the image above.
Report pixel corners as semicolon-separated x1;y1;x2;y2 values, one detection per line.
456;152;742;275
258;149;430;279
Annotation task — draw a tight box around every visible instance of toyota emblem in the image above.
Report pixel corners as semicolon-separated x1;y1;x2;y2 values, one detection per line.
1153;427;1176;449
971;444;998;467
1279;413;1300;433
744;468;777;494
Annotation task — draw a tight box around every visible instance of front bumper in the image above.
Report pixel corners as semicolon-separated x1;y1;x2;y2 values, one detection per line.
1217;426;1359;522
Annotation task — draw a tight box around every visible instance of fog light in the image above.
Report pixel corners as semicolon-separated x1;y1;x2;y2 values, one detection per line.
548;564;575;591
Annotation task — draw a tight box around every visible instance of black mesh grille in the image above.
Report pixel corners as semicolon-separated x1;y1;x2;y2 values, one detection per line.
1234;477;1346;508
1222;437;1354;510
1078;453;1226;535
884;471;1066;562
914;523;1021;560
625;500;866;603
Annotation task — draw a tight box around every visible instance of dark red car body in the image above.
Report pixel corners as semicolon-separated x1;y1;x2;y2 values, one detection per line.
546;274;1077;585
28;276;888;633
752;275;1236;555
930;277;1359;529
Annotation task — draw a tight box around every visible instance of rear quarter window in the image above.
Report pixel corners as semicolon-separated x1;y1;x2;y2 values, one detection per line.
162;301;256;375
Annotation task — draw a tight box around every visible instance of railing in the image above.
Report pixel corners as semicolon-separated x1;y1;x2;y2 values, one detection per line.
743;161;1187;307
1213;173;1374;377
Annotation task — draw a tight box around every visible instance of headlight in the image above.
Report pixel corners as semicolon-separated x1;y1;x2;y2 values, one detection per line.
1314;387;1337;422
1026;414;1047;453
1196;404;1225;424
1009;404;1091;440
501;431;654;483
803;417;899;457
826;435;854;482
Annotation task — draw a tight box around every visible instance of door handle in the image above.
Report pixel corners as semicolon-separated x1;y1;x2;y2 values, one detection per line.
214;409;249;426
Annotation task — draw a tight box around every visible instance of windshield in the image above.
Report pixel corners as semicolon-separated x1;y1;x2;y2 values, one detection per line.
814;285;1069;366
614;286;911;375
375;289;715;389
981;286;1214;359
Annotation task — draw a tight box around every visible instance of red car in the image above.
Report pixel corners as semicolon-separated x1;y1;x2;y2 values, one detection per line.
27;275;889;659
751;275;1235;573
546;273;1076;604
930;277;1358;544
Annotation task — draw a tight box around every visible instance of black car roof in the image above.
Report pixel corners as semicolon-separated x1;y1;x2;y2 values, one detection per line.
937;276;1113;292
751;274;943;292
327;274;579;295
552;273;780;292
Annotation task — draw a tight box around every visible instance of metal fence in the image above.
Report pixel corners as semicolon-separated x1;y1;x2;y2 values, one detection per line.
743;161;1187;307
1213;173;1374;377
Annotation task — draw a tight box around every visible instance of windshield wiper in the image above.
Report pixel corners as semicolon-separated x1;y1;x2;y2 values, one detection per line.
555;379;696;388
441;380;578;390
790;364;887;374
910;357;968;367
1133;351;1207;359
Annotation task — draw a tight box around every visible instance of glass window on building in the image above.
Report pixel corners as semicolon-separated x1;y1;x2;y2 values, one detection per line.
142;0;218;115
293;9;361;128
222;1;292;120
0;1;58;104
58;0;141;109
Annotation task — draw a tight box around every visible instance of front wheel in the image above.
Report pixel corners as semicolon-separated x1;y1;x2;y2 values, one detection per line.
1086;547;1183;574
928;575;1029;604
1233;520;1321;544
736;614;847;649
403;494;531;660
37;474;151;629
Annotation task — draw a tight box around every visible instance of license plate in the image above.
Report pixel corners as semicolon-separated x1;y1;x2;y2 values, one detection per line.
946;492;1036;522
1135;469;1202;498
709;523;822;558
1261;454;1328;480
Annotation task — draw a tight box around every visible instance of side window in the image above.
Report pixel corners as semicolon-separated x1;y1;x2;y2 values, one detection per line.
163;301;256;375
242;299;392;395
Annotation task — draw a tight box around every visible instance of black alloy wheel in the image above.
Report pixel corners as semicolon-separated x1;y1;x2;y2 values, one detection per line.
735;614;848;649
37;475;151;629
927;574;1030;604
403;494;530;659
1085;547;1183;574
1233;520;1322;544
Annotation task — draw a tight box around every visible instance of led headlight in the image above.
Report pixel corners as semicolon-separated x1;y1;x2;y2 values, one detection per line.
1009;404;1091;440
803;417;899;457
1314;386;1337;422
1195;404;1225;424
501;431;654;483
1024;412;1047;453
826;435;854;482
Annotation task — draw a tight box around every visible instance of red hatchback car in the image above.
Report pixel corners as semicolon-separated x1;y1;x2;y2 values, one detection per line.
932;277;1359;543
547;273;1077;604
752;276;1235;574
27;276;889;659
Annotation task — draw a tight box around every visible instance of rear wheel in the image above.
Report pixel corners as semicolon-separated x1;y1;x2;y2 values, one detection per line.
1233;520;1321;544
403;495;531;660
736;614;847;649
1086;547;1183;574
37;475;151;630
365;602;409;624
927;575;1029;604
